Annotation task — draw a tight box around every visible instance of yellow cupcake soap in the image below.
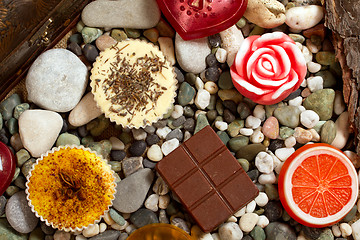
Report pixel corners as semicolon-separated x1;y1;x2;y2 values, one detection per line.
90;39;177;128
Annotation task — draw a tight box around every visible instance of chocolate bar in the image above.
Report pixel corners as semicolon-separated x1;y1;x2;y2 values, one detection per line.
156;126;259;232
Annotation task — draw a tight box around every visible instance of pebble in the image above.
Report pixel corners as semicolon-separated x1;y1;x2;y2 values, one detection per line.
26;49;88;112
301;46;313;63
264;201;283;221
56;133;80;146
300;110;319;128
153;177;170;196
19;110;63;157
320;120;336;144
178;82;196;106
352;219;360;240
219;25;244;66
244;0;286;29
246;200;257;213
83;44;99;62
274;106;301;128
293;127;313;144
331;111;350;149
171;105;184;119
130;208;159;228
83;224;100;238
255;152;274;174
236;143;267;161
195;89;211;110
95;35;117;52
113;168;154;213
194;114;209;134
303;89;335;121
68;92;102;127
129;140;146;157
285;5;324;30
245;116;261;129
0;94;21;120
275;147;295;161
109;137;124;151
316;51;336;65
81;27;103;44
218;222;243;240
240;213;259;232
5;191;38;233
158;37;175;65
215;121;228;131
54;231;71;240
240;128;253;136
340;223;352;237
82;0;160;29
161;138;180;156
257;215;270;228
122;157;143;177
255;192;269;207
218;71;233;90
109;209;125;226
250;226;266;240
195;77;204;90
284;136;296;148
334;90;346;115
265;222;296;240
156;126;171;139
13;103;30;120
307;62;322;73
215;48;227;63
146;144;163;162
262;117;279;139
158;195;170;209
144;194;159;212
307;76;323;92
204;81;218;94
88;230;120;240
258;172;277;184
171;218;190;234
175;34;211;74
67;41;82;56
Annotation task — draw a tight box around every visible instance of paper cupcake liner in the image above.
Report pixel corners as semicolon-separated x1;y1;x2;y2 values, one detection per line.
90;38;178;129
25;145;117;232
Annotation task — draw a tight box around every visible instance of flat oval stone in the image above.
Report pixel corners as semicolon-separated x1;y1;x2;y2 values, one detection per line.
82;0;160;29
0;141;16;196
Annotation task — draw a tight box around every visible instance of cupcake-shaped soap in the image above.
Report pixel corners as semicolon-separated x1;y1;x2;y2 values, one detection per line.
26;145;116;232
90;39;177;128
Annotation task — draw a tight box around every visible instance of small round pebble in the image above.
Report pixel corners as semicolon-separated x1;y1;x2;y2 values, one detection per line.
240;213;259;232
275;147;295;161
257;215;270;228
129;140;147;157
245;116;261;129
145;194;159;212
246;200;257;213
300;110;319;128
255;152;274;174
147;144;163;162
255;192;269;207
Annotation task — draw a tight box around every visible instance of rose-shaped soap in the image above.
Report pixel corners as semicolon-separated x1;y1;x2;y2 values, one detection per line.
230;32;307;105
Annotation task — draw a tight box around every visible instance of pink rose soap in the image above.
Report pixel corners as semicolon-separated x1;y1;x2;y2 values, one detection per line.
230;32;307;105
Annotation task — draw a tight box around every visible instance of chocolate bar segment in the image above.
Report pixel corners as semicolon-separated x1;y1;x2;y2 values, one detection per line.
156;126;259;232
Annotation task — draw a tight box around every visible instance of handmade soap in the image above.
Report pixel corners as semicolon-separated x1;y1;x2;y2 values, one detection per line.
0;141;16;196
156;126;259;232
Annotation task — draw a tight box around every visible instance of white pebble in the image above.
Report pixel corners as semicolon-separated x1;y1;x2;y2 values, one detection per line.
295;42;303;50
306;39;320;54
285;5;324;31
195;89;210;109
159;195;171;209
82;224;100;238
239;213;259;232
301;46;313;63
195;77;205;90
246;200;256;213
161;138;180;156
245;116;261;129
215;48;227;63
132;128;147;140
227;216;237;223
156;126;171;139
300;110;319;128
275;147;295;161
258;172;277;184
147;144;163;162
274;160;284;174
250;128;264;143
255;152;274;174
288;96;302;106
307;76;323;92
334;90;346;115
307;61;321;73
218;222;243;240
253;105;266;121
204;81;218;94
255;192;269;207
332;224;341;237
240;128;253;136
298;105;306;112
109;137;125;151
215;121;228;131
145;194;159;212
234;206;246;217
171;105;184;119
257;215;269;228
54;231;71;240
340;223;352;237
285;136;297;148
99;223;107;233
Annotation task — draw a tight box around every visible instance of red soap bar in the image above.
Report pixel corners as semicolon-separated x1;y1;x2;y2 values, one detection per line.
0;141;16;196
156;126;259;232
156;0;248;40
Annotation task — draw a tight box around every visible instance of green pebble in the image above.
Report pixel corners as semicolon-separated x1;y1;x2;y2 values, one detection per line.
185;73;197;85
76;20;85;33
81;136;94;146
5;186;20;197
21;158;35;177
315;70;337;88
310;35;322;46
237;102;251;120
317;228;334;240
250;226;266;240
264;184;279;200
273;106;301;128
289;34;305;44
235;144;266;161
69;33;83;44
320;120;336;144
227;119;244;137
81;27;103;44
108;161;122;172
254;208;264;215
213;116;223;123
303;89;335;121
0;218;27;240
216;100;224;116
13;103;29;120
217;131;230;145
207;95;217;110
249;25;265;36
11;168;20;182
109;208;126;226
88;142;102;157
29;227;44;240
56;133;80;146
90;115;110;137
236;17;247;28
285;2;296;10
313;121;326;133
228;136;249;152
178;82;196;106
265;103;279;118
206;110;218;123
218;71;234;90
111;29;128;41
166;202;179;216
14;176;26;189
315;51;336;66
7;118;18;135
119;132;133;145
194;114;209;134
238;158;249;172
279;127;295;140
124;28;141;38
86;119;98;131
15;149;30;167
0;94;21;121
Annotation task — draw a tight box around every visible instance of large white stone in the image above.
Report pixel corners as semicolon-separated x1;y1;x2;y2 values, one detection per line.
26;49;88;112
19;110;63;157
285;5;324;31
82;0;160;29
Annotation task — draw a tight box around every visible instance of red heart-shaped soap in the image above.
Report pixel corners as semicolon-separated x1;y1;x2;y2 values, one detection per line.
0;141;16;196
156;0;247;40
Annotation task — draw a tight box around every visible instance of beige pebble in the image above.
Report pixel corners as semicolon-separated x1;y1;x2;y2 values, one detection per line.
99;223;107;233
204;81;218;94
309;129;320;142
159;194;171;209
219;25;244;66
82;224;100;238
244;0;286;28
111;221;129;231
331;111;350;149
158;37;175;65
54;231;71;240
293;127;312;144
103;211;115;225
95;34;117;51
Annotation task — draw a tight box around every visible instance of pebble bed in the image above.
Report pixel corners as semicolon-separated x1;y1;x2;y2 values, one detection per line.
1;1;360;240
